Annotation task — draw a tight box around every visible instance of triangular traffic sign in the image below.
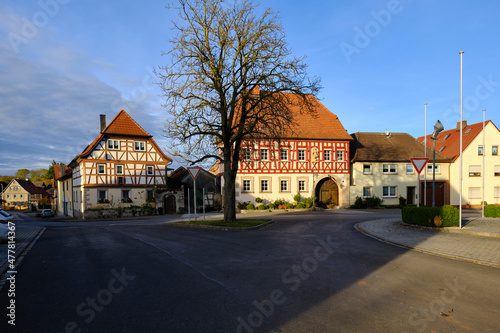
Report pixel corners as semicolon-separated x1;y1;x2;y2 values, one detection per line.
187;166;202;180
410;158;429;174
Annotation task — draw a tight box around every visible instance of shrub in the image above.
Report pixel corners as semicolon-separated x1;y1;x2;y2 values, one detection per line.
293;192;302;204
274;198;287;206
303;197;315;208
255;197;263;203
297;202;306;209
365;196;383;208
246;203;255;210
402;205;459;227
257;204;267;210
399;196;407;208
352;196;365;209
485;204;500;218
237;201;250;209
268;203;275;210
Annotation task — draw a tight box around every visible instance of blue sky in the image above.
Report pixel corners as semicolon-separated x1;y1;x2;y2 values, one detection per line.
1;0;500;176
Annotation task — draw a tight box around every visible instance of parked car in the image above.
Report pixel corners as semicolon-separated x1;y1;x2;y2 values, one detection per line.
40;209;54;218
0;210;12;243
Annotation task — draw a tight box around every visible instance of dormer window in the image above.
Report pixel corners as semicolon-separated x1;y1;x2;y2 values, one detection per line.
465;128;471;135
108;139;120;150
135;141;146;151
439;146;446;153
442;134;450;141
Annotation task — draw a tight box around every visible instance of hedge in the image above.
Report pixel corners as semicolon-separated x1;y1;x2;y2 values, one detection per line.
402;205;459;227
484;204;500;218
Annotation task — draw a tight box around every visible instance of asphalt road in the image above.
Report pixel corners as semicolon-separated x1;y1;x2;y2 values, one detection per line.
1;210;499;332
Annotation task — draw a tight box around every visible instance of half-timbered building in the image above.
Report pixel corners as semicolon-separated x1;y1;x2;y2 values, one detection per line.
228;95;353;208
63;110;173;218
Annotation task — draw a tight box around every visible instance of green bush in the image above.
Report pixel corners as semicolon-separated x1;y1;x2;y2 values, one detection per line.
255;197;263;203
303;197;315;208
352;196;365;209
274;198;287;206
485;204;500;217
257;204;268;210
246;203;255;210
268;203;275;210
297;203;306;209
237;201;250;209
402;205;459;227
293;192;302;204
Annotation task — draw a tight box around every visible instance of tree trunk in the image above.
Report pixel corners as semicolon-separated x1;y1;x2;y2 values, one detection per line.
223;163;237;223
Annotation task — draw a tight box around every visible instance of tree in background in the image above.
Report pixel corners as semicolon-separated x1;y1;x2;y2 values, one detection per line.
30;169;46;182
15;169;30;179
157;0;321;222
44;161;56;180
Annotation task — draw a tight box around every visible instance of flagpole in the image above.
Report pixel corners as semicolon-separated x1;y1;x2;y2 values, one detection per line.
482;109;485;218
459;51;464;229
424;103;427;206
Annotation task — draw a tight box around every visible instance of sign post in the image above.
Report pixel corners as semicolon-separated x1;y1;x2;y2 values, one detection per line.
410;158;429;207
187;167;202;221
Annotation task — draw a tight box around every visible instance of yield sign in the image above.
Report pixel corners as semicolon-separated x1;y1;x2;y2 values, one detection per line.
410;158;429;174
187;166;202;180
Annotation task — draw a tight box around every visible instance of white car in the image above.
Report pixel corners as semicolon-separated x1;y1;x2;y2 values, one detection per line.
0;210;12;243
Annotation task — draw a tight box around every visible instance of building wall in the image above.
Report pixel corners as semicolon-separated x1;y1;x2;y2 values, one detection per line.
350;161;450;206
56;177;73;217
449;122;500;205
2;180;31;209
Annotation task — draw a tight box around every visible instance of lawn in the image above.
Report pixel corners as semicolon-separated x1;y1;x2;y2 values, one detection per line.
176;219;271;228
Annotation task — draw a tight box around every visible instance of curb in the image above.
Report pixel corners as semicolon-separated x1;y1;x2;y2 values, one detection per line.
168;219;276;231
398;221;500;238
355;220;500;268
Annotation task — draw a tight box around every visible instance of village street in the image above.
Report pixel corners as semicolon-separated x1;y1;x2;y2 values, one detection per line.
0;210;499;333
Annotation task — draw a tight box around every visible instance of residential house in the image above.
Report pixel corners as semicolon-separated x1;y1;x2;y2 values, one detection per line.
222;93;353;208
1;178;51;210
419;120;500;207
60;110;173;218
350;132;451;206
54;163;73;216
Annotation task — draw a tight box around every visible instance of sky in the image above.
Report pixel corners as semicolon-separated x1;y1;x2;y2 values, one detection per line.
1;0;500;176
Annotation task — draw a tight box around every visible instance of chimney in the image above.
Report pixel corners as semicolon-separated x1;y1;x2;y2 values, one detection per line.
456;120;467;131
100;114;106;132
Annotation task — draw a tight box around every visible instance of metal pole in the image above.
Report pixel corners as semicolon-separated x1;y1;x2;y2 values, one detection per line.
194;178;197;221
188;188;190;222
482;109;485;218
417;172;420;208
432;138;436;207
203;188;205;221
459;51;464;229
424;103;427;206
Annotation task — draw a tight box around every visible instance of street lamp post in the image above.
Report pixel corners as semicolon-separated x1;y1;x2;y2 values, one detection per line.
431;120;444;207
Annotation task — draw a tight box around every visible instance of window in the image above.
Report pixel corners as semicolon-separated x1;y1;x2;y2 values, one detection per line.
280;180;288;192
324;150;331;161
469;165;481;177
427;164;440;174
493;146;498;155
147;190;154;201
134;141;146;151
495;187;500;198
443;134;450;141
98;164;106;174
406;164;414;174
6;194;9;199
363;186;372;198
116;165;124;175
108;139;120;150
20;194;23;199
439;146;446;153
363;164;372;174
298;180;306;192
261;180;269;192
383;164;397;174
298;149;306;161
383;186;397;197
260;149;269;161
147;166;154;175
242;180;251;192
478;145;484;156
494;166;500;177
118;177;125;185
242;148;251;161
280;149;288;161
465;128;471;134
98;190;107;200
13;194;17;199
468;187;480;199
122;190;130;200
336;150;344;161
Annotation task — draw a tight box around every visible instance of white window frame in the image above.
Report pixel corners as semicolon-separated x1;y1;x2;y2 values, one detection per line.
383;164;397;174
260;149;269;161
298;180;306;192
134;141;146;151
122;190;130;200
478;145;484;156
98;190;107;200
363;186;372;198
494;187;500;198
147;166;154;175
468;187;481;199
427;164;440;174
469;165;481;177
406;164;414;174
280;149;288;161
243;148;251;161
298;149;306;161
383;186;397;198
493;145;498;156
261;179;269;192
495;165;500;177
363;164;372;175
108;139;120;150
242;180;251;193
116;165;124;175
336;150;344;162
98;164;106;174
280;180;289;192
324;150;331;161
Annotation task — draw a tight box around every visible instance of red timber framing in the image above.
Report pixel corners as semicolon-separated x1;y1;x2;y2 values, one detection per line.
238;139;350;174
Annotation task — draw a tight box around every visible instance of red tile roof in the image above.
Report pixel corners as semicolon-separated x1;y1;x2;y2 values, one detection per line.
417;120;495;161
54;164;72;180
12;179;51;198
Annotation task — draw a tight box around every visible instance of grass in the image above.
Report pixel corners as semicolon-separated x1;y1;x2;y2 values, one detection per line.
176;218;271;228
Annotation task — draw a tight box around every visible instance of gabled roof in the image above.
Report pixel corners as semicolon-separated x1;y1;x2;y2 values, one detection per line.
72;110;172;163
54;164;72;180
7;179;51;197
350;132;450;162
417;120;496;161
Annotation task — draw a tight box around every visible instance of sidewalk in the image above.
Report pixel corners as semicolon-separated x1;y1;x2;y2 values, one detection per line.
356;217;500;268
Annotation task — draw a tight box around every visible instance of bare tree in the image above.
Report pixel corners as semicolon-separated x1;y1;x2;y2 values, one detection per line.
157;0;321;222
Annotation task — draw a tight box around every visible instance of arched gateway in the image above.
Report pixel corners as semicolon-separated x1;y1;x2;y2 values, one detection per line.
316;178;339;208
